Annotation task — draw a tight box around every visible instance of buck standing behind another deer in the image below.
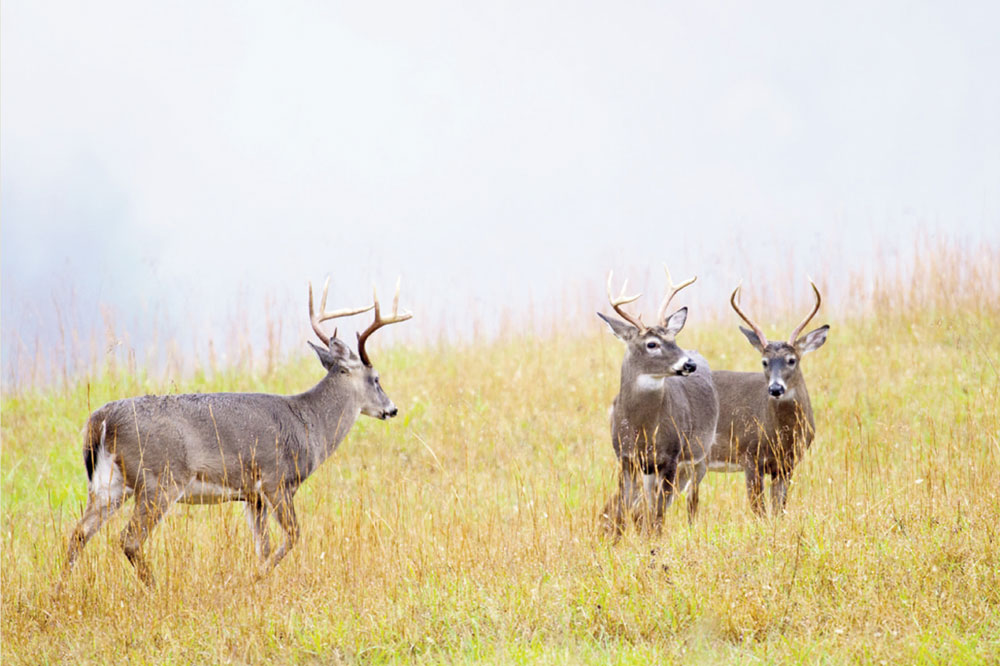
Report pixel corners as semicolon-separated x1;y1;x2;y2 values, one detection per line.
709;280;829;517
598;268;719;539
59;278;411;588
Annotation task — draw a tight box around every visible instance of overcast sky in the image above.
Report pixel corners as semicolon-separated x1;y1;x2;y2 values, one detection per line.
3;1;998;383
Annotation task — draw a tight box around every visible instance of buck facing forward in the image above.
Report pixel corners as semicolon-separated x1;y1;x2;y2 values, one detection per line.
599;268;719;538
62;279;411;587
710;281;829;516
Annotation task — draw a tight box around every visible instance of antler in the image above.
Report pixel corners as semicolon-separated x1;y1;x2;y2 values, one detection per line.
788;279;822;344
656;265;697;324
308;277;375;346
606;271;646;331
357;277;413;367
730;284;769;348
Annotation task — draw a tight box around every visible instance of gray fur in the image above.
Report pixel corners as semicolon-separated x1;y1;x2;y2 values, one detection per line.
62;337;399;587
710;325;828;516
599;315;719;538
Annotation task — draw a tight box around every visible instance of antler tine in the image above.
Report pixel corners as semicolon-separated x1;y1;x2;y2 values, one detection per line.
605;270;646;331
730;283;769;347
788;279;822;344
657;264;697;324
357;277;413;367
308;277;375;347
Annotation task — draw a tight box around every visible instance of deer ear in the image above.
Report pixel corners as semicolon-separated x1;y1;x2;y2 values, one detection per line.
795;324;829;354
597;312;636;341
739;326;766;353
663;307;687;336
308;338;356;372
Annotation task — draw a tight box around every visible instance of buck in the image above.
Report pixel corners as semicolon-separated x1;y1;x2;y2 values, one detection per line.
598;268;719;538
709;280;829;516
60;278;411;587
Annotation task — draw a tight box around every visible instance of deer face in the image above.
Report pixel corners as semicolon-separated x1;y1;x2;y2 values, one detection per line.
599;308;696;385
740;325;829;399
308;338;398;419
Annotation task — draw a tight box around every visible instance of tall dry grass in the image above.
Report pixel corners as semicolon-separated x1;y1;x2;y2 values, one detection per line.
2;240;998;663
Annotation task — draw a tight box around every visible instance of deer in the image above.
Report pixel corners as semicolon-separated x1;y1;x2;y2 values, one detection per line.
60;278;411;588
709;280;829;517
598;267;719;539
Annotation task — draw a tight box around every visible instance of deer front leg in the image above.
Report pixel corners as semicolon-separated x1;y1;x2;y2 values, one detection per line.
649;460;678;536
744;465;766;517
257;489;299;578
244;495;271;562
601;459;640;542
770;468;791;516
684;461;707;524
120;479;181;588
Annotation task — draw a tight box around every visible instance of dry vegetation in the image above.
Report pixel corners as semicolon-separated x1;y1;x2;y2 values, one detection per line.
2;242;999;664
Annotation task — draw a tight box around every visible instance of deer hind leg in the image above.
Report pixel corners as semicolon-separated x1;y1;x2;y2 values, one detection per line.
61;487;129;587
244;495;271;562
120;479;181;588
257;488;299;578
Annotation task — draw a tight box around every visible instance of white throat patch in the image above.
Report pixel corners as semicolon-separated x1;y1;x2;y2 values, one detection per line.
635;374;667;391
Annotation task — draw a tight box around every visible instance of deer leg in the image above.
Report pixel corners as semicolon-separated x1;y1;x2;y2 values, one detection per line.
601;460;639;541
257;490;299;578
744;466;766;517
59;489;128;589
685;461;707;524
650;460;678;535
120;481;180;588
244;496;271;562
770;469;791;516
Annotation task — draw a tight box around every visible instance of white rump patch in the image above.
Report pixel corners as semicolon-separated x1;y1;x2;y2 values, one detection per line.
90;440;126;504
635;374;666;391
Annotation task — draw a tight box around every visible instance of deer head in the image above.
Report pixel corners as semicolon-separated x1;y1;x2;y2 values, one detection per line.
598;266;699;385
730;280;829;399
308;277;412;419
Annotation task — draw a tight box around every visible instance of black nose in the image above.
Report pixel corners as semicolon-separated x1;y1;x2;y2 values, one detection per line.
387;407;398;418
682;361;697;374
768;384;785;397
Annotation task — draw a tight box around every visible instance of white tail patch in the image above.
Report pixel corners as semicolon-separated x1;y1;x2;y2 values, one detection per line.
90;423;126;504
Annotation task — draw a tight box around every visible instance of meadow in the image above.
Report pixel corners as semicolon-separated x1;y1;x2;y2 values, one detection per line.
2;242;999;664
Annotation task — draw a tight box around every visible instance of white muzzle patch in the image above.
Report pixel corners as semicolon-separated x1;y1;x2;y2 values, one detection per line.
671;356;691;374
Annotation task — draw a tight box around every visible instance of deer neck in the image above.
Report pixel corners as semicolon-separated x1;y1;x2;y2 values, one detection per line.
295;374;362;463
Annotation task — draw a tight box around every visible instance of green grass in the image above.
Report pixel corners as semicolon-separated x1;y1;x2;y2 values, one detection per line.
2;245;999;664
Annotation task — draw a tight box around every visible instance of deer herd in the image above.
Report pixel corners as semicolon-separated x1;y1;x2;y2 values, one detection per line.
60;269;829;587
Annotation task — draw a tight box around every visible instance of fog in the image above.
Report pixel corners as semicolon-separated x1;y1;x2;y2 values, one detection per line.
3;1;998;384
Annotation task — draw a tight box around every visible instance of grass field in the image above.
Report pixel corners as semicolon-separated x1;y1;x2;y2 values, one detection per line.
2;243;999;664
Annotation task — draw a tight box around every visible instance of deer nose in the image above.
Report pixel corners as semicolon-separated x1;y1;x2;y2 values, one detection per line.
768;383;785;397
387;407;398;418
682;360;697;375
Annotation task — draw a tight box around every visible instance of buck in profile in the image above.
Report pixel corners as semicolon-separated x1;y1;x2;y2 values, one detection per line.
598;268;719;538
709;280;829;516
60;278;411;587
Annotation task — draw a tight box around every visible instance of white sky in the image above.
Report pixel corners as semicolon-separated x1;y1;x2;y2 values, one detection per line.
2;1;998;381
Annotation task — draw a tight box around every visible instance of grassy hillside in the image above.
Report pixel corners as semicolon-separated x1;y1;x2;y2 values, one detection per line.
2;246;999;664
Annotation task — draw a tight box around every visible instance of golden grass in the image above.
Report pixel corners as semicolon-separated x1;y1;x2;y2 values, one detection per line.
2;242;999;663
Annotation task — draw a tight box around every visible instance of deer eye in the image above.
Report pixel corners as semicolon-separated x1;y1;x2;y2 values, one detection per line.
762;359;769;368
787;357;796;367
646;341;659;350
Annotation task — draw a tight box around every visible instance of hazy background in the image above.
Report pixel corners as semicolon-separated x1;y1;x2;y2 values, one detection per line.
3;1;998;385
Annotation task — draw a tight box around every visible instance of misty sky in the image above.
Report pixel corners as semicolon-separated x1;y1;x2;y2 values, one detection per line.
3;1;998;381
